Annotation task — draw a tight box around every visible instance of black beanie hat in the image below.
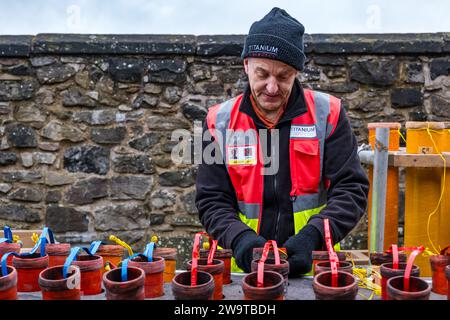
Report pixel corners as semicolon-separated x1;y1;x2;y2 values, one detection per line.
241;7;306;71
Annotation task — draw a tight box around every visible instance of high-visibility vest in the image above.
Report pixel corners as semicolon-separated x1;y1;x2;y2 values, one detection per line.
206;89;341;274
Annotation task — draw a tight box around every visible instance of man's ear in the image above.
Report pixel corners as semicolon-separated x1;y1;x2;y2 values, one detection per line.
243;58;249;74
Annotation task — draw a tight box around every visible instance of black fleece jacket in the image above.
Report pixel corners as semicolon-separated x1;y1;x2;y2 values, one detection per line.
195;79;369;250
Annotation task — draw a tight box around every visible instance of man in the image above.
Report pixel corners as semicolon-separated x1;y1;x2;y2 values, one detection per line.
195;7;369;276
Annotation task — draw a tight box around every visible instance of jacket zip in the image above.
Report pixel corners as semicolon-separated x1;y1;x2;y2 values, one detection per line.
270;127;281;243
274;173;281;243
252;104;307;243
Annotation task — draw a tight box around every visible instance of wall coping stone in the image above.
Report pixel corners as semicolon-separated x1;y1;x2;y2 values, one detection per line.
0;33;449;57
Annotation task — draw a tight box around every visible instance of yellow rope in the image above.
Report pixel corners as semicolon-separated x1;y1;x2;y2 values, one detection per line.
420;124;446;254
397;129;407;144
278;248;287;256
421;247;437;257
369;128;446;147
346;253;381;300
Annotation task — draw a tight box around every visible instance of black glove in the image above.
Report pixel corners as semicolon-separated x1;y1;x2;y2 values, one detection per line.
283;224;323;277
232;231;267;273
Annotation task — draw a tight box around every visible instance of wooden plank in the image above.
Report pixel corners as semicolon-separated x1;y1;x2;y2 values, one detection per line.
360;147;450;168
340;250;369;265
392;151;450;168
11;229;41;249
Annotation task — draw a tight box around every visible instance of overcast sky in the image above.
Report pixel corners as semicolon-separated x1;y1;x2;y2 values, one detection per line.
1;0;449;35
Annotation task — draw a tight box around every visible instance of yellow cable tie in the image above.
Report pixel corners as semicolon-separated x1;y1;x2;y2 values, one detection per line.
31;233;40;244
12;235;20;243
109;235;134;256
422;248;437;257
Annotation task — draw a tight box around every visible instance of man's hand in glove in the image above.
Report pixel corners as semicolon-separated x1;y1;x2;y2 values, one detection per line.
232;231;267;273
283;224;323;277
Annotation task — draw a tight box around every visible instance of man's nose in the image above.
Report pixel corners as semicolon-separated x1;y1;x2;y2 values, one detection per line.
266;78;279;95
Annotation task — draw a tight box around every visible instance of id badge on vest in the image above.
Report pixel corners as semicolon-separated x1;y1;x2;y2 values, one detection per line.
226;145;257;166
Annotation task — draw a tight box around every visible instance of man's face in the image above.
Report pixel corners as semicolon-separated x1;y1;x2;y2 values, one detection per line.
244;57;298;113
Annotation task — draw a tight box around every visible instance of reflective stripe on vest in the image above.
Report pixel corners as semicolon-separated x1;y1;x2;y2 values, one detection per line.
206;90;341;273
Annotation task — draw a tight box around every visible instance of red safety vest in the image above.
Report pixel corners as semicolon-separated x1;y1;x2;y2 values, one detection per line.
206;89;341;272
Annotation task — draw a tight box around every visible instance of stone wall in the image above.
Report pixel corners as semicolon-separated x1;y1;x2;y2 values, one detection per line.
0;33;449;266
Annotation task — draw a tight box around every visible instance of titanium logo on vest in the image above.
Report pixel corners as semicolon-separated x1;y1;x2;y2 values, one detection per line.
290;125;317;138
